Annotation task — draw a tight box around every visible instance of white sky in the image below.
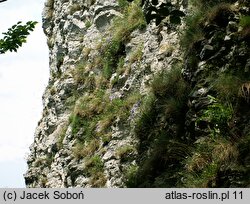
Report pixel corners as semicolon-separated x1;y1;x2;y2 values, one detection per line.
0;0;49;187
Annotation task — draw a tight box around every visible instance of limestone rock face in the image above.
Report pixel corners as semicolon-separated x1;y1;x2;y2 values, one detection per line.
25;0;186;187
25;0;250;188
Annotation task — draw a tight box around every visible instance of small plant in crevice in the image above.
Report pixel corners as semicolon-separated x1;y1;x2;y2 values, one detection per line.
90;172;107;187
110;57;125;87
151;65;189;100
73;139;100;160
110;43;144;88
102;40;125;79
34;154;55;168
134;93;157;146
85;155;104;174
116;145;136;162
85;20;92;28
72;58;108;91
85;155;107;187
72;61;87;85
129;43;144;64
124;164;139;186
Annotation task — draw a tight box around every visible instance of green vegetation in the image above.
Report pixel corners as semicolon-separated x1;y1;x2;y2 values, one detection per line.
63;0;250;188
116;145;136;162
101;0;146;79
63;1;147;187
85;155;104;172
125;0;250;187
239;15;250;28
118;0;129;10
85;155;106;187
112;1;146;42
177;0;250;187
212;74;241;101
181;1;234;51
239;16;250;45
69;90;105;138
0;21;37;54
207;3;233;27
129;64;191;187
124;164;139;186
180;11;204;51
73;139;100;160
85;20;92;28
197;97;234;139
189;0;236;9
72;60;107;90
129;44;144;64
34;154;54;168
69;89;141;144
183;137;238;187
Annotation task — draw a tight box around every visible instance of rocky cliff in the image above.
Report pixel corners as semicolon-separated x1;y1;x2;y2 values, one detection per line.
25;0;250;187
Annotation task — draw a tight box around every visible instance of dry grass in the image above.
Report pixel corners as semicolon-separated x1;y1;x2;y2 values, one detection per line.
72;62;87;84
73;139;100;160
73;93;104;119
69;4;81;15
90;172;107;187
183;137;239;187
129;44;144;63
213;74;241;101
239;82;250;103
112;1;146;43
213;142;238;163
115;145;136;161
186;153;211;172
207;3;233;27
96;116;114;134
